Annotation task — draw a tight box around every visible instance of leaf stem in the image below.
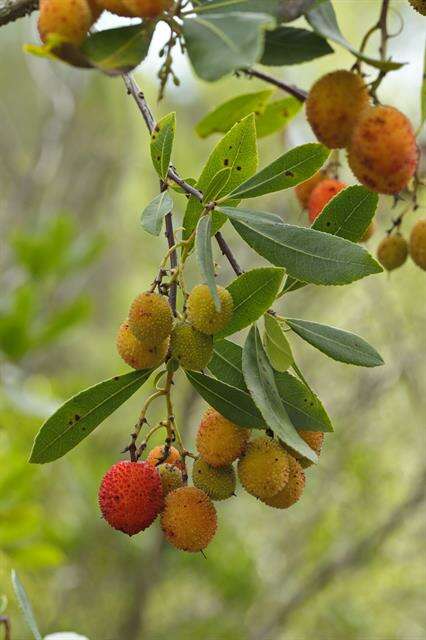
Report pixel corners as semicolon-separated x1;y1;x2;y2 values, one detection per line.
239;68;308;103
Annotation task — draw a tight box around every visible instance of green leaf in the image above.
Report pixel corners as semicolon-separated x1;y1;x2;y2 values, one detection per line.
420;41;426;131
196;215;221;311
141;191;173;236
186;370;264;428
242;326;317;461
209;339;332;431
285;318;384;368
81;24;154;74
183;114;258;241
0;595;7;616
306;1;405;71
221;206;382;285
195;89;273;138
182;12;273;82
202;168;232;203
11;570;42;640
218;267;285;338
261;25;333;66
264;314;293;371
225;143;329;200
193;0;281;17
255;96;302;138
150;112;176;180
24;35;91;68
30;370;152;463
284;185;378;293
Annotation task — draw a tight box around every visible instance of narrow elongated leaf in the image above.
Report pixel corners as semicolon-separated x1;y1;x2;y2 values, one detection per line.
150;112;176;180
209;339;246;389
264;314;293;372
221;206;382;285
261;25;333;66
11;571;42;640
218;267;285;338
183;12;273;81
81;24;154;74
306;1;405;71
195;89;273;137
255;97;302;138
286;318;384;367
141;191;173;236
226;143;329;199
242;326;317;461
30;370;152;463
196;215;221;311
217;205;283;225
186;370;264;428
203;168;232;203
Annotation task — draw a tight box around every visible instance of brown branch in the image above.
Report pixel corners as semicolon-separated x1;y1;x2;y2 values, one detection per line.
240;68;308;103
0;616;11;640
215;231;243;276
0;0;37;27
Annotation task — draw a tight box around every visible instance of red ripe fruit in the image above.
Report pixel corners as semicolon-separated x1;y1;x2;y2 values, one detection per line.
98;461;164;536
308;179;347;222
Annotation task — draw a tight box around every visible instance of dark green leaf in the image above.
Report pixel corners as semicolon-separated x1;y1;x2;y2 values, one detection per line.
209;339;246;389
218;267;284;338
225;143;329;199
30;370;152;463
196;215;221;311
150;112;176;180
186;370;264;428
264;314;293;371
182;12;273;82
286;317;384;367
81;24;154;74
242;326;317;461
193;0;281;18
274;371;333;432
141;191;173;236
255;97;302;138
261;25;333;66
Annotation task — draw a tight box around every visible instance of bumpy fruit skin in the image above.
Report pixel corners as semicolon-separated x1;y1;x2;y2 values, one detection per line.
128;292;173;346
192;458;236;501
306;70;370;149
238;436;290;500
295;171;325;209
187;284;234;335
409;219;426;270
408;0;426;15
157;463;183;496
262;456;305;509
348;105;418;195
161;486;217;552
123;0;172;16
285;430;324;469
38;0;92;45
116;321;169;370
196;408;250;467
377;234;408;271
170;321;213;370
360;220;376;243
147;445;183;469
98;461;163;536
96;0;134;15
308;179;347;222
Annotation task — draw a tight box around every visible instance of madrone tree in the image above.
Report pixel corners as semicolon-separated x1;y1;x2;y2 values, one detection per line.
1;0;425;554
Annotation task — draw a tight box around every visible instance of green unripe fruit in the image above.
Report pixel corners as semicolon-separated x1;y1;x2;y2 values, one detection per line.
128;291;173;346
187;284;233;335
192;458;236;501
157;463;184;496
409;219;426;270
170;321;213;370
408;0;426;15
377;234;408;271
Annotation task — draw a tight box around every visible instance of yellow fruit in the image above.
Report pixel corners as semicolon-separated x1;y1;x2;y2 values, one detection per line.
408;0;426;15
161;486;217;552
187;284;234;335
128;292;173;346
192;458;236;501
196;408;250;467
123;0;173;16
38;0;92;45
262;456;305;509
295;171;325;209
360;220;376;243
238;436;290;500
116;321;169;370
157;463;184;496
306;70;370;148
95;0;134;15
377;234;408;271
348;105;418;195
170;321;213;370
409;219;426;270
284;430;325;469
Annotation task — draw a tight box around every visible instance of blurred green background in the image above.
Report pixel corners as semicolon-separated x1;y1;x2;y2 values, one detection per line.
1;1;426;638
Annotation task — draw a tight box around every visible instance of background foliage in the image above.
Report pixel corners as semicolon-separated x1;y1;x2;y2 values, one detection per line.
1;2;426;638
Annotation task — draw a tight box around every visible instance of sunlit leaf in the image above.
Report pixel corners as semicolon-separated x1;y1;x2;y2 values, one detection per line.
196;215;221;310
11;571;42;640
81;23;154;74
141;191;173;236
150;112;176;180
264;313;293;371
195;90;273;137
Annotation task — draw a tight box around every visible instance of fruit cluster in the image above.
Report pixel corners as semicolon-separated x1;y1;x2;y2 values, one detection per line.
99;407;324;552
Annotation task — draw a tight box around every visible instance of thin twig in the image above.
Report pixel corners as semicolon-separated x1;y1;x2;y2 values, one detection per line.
215;231;243;276
0;0;37;26
240;68;308;103
0;616;11;640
